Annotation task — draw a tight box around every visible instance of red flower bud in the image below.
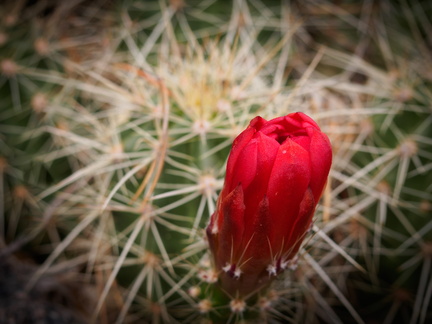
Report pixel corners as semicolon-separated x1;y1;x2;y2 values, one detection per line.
206;112;332;296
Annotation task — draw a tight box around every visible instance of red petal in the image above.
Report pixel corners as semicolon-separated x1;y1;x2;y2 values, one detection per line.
249;115;267;130
218;184;245;267
241;195;272;273
289;134;311;151
241;132;279;240
289;112;320;129
266;139;311;254
307;127;332;201
227;139;258;193
225;116;266;192
283;188;315;258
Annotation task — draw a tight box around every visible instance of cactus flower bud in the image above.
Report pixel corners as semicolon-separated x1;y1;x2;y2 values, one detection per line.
206;112;332;296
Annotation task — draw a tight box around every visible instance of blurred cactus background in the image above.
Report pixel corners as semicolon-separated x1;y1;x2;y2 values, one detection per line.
1;0;431;323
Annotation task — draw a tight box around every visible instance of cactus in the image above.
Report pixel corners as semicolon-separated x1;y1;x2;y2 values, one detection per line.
1;0;431;323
